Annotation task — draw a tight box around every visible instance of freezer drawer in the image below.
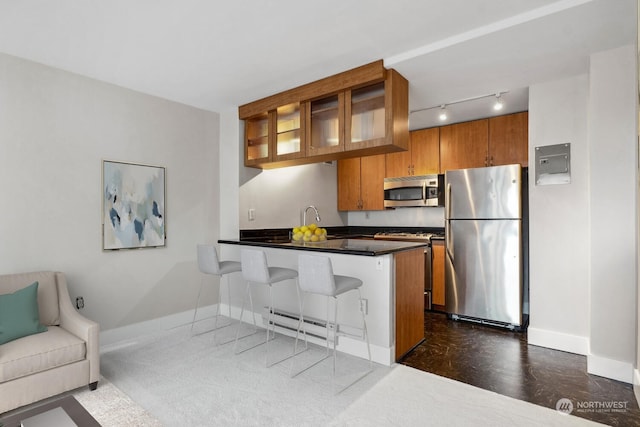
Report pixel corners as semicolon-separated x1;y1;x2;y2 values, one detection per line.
445;219;523;326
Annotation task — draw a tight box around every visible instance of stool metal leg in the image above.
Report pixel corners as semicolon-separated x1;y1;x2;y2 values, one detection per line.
233;281;261;354
208;275;239;345
190;276;206;335
191;273;234;337
265;279;307;368
290;294;333;378
291;289;373;394
332;289;373;395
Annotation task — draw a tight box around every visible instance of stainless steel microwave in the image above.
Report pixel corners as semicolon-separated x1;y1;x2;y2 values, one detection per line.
383;174;444;208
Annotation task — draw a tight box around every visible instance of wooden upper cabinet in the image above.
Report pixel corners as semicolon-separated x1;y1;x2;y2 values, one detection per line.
337;157;361;211
386;127;440;177
439;119;489;171
345;70;408;153
240;60;408;169
385;145;412;177
244;112;272;167
307;93;344;156
337;154;385;211
411;127;440;175
274;102;306;162
360;154;385;210
439;112;528;172
489;112;528;167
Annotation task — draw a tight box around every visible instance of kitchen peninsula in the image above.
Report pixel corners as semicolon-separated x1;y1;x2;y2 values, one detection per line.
218;236;427;365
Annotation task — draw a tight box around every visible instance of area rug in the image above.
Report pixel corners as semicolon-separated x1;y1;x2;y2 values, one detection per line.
99;323;604;426
329;364;604;427
73;377;162;426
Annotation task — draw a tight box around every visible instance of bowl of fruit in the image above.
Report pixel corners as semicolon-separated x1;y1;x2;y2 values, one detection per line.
291;223;328;244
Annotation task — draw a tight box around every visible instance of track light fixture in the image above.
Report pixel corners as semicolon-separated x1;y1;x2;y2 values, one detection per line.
438;105;447;121
410;91;508;122
493;93;503;111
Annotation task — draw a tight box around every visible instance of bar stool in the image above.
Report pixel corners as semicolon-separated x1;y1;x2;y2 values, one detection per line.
234;248;302;367
291;253;372;393
191;244;241;339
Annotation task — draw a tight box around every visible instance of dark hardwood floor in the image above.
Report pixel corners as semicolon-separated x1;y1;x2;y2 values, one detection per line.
401;311;640;426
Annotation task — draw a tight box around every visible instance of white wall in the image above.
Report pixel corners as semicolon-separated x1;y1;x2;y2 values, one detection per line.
528;45;638;384
527;74;591;355
239;162;346;229
0;53;220;333
219;108;241;240
588;45;638;383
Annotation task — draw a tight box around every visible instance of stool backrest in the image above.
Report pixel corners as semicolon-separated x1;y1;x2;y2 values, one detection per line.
197;244;221;275
241;248;270;283
298;254;336;296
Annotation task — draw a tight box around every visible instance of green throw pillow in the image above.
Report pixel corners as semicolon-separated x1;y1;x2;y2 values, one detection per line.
0;281;48;345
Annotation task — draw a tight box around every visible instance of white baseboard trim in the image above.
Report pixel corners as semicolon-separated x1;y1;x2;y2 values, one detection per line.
634;369;640;406
527;327;589;355
100;304;393;366
587;354;633;384
100;305;218;350
223;303;393;366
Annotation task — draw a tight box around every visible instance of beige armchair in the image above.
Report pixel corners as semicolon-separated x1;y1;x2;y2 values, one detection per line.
0;271;99;414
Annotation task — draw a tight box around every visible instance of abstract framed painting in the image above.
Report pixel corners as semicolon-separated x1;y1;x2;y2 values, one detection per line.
102;160;166;250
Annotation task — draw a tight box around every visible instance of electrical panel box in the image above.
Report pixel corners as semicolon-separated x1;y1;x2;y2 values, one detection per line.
535;143;571;185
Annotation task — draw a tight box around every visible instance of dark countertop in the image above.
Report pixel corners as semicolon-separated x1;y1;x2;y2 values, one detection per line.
239;226;444;240
218;238;428;256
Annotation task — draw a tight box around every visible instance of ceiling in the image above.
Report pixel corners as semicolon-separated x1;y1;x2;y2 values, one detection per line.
0;0;635;130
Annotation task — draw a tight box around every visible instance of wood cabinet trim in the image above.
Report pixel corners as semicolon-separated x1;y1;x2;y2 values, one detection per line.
395;248;425;360
239;60;386;119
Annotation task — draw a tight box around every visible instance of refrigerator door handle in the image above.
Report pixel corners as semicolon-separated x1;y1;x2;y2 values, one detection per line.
445;225;454;264
446;183;452;219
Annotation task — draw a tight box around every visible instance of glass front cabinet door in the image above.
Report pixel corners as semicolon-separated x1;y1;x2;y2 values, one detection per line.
347;81;386;148
244;113;272;166
307;93;345;156
274;102;305;161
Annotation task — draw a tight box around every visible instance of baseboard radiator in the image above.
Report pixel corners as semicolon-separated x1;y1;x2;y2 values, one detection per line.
262;307;335;343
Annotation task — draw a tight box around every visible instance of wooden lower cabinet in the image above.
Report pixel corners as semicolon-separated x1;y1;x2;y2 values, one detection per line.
431;240;445;307
395;248;425;360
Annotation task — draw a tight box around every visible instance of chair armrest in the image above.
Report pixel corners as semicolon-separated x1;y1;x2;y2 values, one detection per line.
56;273;100;384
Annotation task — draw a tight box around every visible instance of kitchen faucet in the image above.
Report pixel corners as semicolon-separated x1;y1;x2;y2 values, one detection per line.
303;205;321;226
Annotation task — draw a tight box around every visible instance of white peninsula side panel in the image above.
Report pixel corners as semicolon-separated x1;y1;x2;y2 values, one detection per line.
220;244;395;365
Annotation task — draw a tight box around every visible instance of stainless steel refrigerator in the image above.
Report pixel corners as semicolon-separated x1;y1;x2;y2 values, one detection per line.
444;164;528;330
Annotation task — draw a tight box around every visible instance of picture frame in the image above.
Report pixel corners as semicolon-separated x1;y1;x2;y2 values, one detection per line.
102;160;166;250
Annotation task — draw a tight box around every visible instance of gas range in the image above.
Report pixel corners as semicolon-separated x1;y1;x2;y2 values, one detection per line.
373;231;436;242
